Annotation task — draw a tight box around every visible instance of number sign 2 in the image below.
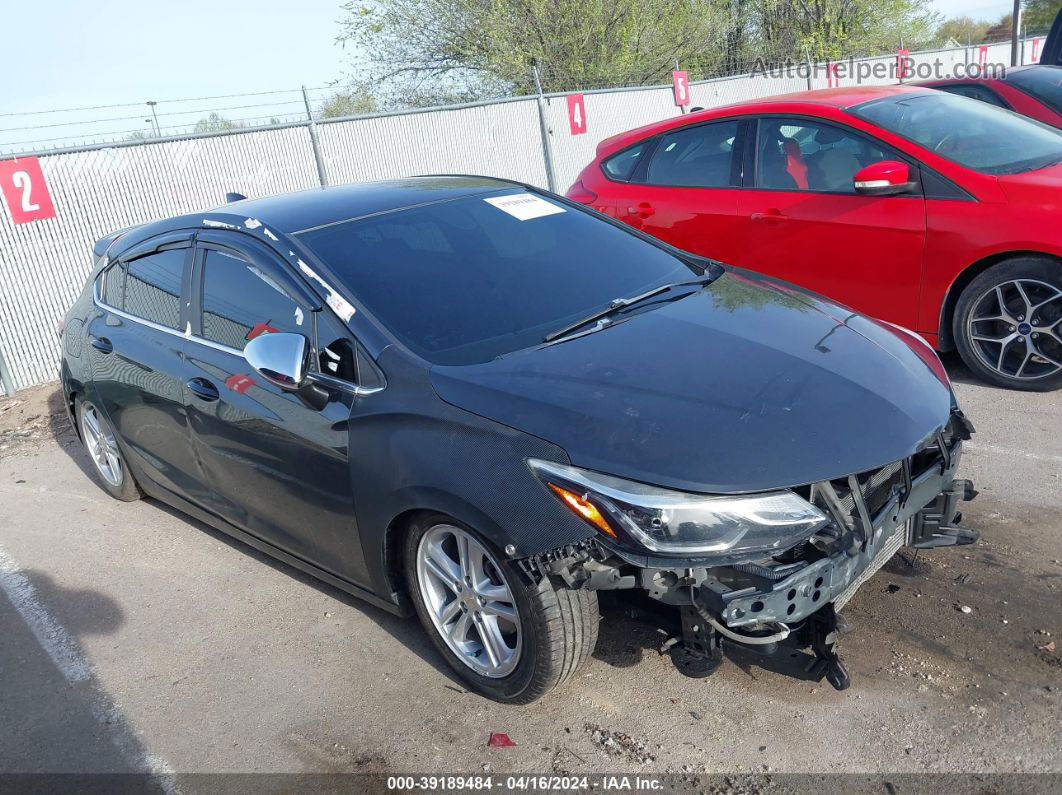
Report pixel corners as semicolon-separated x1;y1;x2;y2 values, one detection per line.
567;94;587;136
0;157;56;224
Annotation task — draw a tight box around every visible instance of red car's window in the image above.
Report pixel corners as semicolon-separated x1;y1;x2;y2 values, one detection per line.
644;121;740;188
755;119;890;194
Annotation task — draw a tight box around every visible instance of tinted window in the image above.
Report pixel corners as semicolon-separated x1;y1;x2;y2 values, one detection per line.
200;249;306;351
602;142;648;181
756;119;891;193
124;250;184;329
852;92;1062;175
102;261;126;308
646;122;739;187
935;84;1009;109
315;309;357;383
1008;66;1062;114
297;192;702;365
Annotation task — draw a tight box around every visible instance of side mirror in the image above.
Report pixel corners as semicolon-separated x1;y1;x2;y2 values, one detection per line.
245;332;309;390
853;160;918;196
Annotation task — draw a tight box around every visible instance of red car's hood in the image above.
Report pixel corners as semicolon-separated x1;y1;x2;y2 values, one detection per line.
996;162;1062;206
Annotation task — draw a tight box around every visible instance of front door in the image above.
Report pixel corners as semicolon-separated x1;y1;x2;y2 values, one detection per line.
182;235;368;585
739;116;927;329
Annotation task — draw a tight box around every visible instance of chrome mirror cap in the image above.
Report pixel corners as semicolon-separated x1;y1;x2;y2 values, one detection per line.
245;332;309;390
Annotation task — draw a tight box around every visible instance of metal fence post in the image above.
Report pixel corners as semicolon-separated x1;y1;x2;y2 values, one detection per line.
302;85;330;187
531;66;557;192
805;48;814;90
0;345;15;397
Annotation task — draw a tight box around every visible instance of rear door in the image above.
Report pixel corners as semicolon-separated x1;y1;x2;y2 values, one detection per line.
182;232;369;585
605;119;752;265
87;236;200;498
738;116;927;328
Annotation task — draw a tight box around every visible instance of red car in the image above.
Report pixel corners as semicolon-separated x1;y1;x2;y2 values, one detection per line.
917;64;1062;128
567;85;1062;390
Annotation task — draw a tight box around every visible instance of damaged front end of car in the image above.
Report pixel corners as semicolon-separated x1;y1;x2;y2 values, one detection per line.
522;409;978;691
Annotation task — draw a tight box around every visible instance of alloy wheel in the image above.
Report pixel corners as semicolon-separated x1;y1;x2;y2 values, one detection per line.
415;524;522;678
81;404;123;487
966;279;1062;381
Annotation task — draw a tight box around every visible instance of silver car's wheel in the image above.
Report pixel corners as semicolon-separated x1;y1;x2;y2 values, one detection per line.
80;403;123;487
415;523;522;678
966;278;1062;381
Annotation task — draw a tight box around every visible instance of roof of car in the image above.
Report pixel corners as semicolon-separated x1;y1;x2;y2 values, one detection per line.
214;175;520;234
595;84;931;156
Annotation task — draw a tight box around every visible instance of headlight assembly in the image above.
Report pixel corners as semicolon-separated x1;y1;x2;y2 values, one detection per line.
529;459;828;558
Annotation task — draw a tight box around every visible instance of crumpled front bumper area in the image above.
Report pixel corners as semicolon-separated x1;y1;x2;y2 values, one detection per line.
528;409;979;691
709;439;976;629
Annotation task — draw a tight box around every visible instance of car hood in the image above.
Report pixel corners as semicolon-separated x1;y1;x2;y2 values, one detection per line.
430;271;954;494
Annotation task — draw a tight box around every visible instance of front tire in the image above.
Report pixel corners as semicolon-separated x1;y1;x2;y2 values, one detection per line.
76;397;142;501
404;513;598;703
953;257;1062;391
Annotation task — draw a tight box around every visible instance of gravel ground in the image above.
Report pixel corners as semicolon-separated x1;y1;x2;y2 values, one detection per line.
0;354;1059;787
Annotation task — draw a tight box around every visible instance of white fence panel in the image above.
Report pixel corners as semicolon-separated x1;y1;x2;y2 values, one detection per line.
318;99;548;187
0;126;320;390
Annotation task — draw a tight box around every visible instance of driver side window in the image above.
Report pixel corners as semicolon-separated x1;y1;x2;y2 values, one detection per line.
755;119;892;194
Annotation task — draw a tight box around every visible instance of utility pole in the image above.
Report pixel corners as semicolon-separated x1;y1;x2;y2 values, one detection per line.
146;101;160;136
531;65;557;193
1011;0;1022;67
302;85;329;187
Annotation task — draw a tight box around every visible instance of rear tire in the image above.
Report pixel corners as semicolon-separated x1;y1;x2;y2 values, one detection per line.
76;397;142;502
953;257;1062;391
404;512;598;703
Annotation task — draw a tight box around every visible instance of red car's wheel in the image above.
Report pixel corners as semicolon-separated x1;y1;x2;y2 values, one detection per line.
954;257;1062;391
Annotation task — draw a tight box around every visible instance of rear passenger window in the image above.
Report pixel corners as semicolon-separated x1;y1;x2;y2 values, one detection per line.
602;142;648;181
102;261;126;308
200;248;306;351
936;84;1009;109
124;250;184;329
646;121;740;188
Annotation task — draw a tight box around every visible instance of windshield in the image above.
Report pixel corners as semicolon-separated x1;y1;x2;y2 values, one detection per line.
1008;66;1062;115
297;191;705;365
851;92;1062;175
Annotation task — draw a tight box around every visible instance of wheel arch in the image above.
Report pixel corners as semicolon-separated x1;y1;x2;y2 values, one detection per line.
376;490;534;612
937;250;1062;351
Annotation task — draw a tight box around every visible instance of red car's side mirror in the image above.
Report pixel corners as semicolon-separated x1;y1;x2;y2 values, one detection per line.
853;161;918;196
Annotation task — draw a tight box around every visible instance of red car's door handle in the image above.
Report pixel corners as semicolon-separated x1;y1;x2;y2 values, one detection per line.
751;209;787;224
627;202;655;219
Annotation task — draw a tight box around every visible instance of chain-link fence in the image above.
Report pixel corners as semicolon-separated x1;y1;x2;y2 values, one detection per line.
0;37;1043;393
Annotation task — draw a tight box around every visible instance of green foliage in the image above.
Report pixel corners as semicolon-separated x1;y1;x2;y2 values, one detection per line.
934;16;992;46
1023;0;1061;31
338;0;941;104
193;112;243;134
319;90;378;118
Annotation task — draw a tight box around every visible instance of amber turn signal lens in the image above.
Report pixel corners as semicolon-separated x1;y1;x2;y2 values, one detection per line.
547;483;615;537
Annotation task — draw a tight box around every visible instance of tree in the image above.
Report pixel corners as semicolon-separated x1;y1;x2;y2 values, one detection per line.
193;112;243;134
338;0;941;103
319;89;378;118
1023;0;1061;31
935;16;992;46
337;0;728;101
984;14;1014;42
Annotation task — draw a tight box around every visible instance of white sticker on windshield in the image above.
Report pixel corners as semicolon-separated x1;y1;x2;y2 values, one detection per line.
484;193;566;221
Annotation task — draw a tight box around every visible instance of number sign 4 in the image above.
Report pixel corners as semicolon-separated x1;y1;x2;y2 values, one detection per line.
0;157;56;224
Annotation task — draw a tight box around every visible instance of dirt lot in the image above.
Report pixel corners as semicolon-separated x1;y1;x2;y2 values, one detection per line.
1;355;1060;786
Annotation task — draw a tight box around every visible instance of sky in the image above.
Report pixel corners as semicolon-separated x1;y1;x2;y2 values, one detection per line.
0;0;1021;151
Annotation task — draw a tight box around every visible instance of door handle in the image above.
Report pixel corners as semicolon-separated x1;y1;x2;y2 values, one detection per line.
186;377;220;402
751;209;787;224
90;336;113;354
627;202;655;219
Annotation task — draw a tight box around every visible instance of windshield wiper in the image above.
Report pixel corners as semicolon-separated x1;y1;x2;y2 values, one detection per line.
543;276;714;343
